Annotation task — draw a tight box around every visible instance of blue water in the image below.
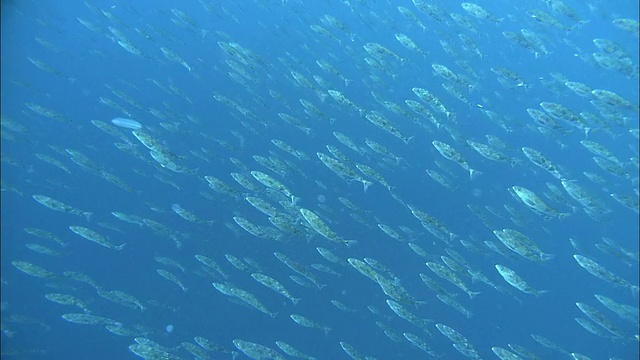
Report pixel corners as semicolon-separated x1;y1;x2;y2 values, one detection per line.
1;0;638;359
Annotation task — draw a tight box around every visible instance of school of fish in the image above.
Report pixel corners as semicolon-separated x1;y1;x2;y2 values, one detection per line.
1;0;638;359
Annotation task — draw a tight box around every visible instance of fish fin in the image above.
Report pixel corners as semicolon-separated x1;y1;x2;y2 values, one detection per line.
540;253;555;262
323;326;332;336
468;291;481;299
362;180;373;192
344;240;358;248
469;169;482;180
567;20;590;33
465;311;473;319
534;290;549;298
558;213;571;220
84;212;93;222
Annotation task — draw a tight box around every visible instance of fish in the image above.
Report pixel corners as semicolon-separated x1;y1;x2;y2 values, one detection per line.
12;261;58;279
251;272;301;305
233;339;286;360
495;264;547;296
289;314;331;335
492;347;524;360
493;229;554;262
426;261;480;299
32;195;92;221
510;186;570;220
156;269;188;292
299;208;357;247
573;254;638;293
61;313;121;326
432;141;480;180
275;341;316;360
316;152;372;191
461;2;503;24
110;117;143;130
250;170;297;203
69;226;126;250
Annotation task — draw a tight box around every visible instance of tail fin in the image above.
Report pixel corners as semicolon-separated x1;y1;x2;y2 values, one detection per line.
469;169;482;181
534;289;549;297
540;253;555;262
568;20;590;33
323;326;332;336
344;240;358;248
468;291;481;299
362;180;373;192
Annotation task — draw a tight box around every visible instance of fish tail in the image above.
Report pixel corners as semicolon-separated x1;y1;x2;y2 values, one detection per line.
469;169;482;180
362;180;373;192
344;240;358;248
535;289;550;297
567;20;589;34
540;253;556;262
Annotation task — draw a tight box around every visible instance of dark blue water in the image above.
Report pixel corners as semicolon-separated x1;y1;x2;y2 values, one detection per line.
2;0;638;359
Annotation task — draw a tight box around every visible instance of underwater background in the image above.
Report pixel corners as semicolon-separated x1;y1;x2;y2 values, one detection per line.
1;0;638;359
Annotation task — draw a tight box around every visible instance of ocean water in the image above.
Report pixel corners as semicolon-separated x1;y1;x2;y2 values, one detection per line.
1;0;638;359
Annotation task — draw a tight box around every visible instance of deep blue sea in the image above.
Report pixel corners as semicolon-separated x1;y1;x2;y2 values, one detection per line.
1;0;638;359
